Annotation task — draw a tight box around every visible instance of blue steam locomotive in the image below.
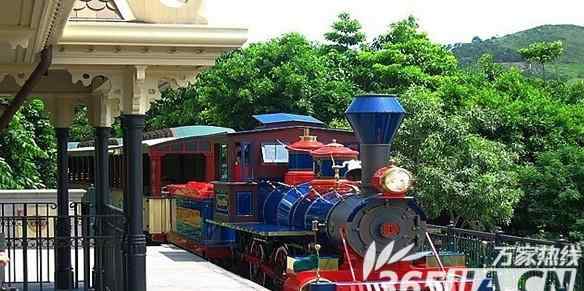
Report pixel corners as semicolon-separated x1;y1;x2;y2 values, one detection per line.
168;94;461;291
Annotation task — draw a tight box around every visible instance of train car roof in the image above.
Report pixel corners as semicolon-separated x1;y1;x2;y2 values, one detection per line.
143;125;235;140
68;125;234;156
252;113;325;128
67;124;354;157
226;125;352;136
139;125;354;146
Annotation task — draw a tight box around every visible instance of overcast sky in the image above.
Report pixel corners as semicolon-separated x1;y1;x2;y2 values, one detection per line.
206;0;584;45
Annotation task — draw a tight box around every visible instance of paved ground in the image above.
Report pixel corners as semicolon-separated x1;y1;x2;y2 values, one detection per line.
1;245;267;291
147;244;269;291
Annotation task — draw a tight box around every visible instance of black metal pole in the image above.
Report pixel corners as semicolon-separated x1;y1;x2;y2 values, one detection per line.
122;115;147;291
94;127;110;291
121;116;129;291
55;127;73;290
122;117;129;217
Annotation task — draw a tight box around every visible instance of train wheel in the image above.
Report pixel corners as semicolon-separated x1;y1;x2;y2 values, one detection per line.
248;241;267;285
273;244;289;277
299;278;333;291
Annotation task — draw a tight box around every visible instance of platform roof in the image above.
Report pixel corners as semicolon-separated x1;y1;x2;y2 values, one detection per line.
0;0;248;129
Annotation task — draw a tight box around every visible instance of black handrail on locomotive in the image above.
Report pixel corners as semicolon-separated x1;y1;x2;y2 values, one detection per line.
330;154;360;196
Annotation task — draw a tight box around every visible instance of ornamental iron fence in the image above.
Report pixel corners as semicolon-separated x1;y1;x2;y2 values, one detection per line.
427;224;584;291
0;201;125;291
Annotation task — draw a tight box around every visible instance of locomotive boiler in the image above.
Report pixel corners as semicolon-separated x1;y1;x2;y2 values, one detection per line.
260;94;426;256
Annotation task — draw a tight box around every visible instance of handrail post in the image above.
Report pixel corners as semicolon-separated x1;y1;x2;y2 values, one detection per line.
555;236;568;247
494;228;504;247
447;222;455;252
0;232;5;287
492;227;505;267
82;202;91;291
22;207;28;291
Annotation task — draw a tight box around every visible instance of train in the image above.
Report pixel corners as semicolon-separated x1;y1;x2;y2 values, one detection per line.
67;112;357;242
164;94;470;291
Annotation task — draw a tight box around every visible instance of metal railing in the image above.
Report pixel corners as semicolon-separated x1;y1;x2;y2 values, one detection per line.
101;203;126;291
0;201;125;291
427;224;584;291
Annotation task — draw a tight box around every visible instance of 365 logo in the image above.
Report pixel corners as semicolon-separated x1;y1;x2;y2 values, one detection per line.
362;241;427;281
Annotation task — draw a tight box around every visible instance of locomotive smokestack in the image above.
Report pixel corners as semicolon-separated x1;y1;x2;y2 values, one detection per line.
345;94;406;192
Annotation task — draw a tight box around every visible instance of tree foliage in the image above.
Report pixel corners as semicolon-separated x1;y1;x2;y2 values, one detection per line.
518;40;564;80
359;17;458;92
448;57;584;236
149;33;358;130
518;40;564;65
0;99;56;189
70;105;122;141
324;12;366;51
147;87;205;130
392;87;522;229
513;145;584;237
70;105;94;142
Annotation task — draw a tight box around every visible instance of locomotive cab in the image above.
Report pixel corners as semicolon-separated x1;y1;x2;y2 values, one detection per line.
309;139;359;194
284;128;324;185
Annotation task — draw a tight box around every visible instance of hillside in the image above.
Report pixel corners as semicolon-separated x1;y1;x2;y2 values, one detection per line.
450;24;584;80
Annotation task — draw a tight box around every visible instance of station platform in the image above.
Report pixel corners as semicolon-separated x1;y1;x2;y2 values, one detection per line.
147;244;269;291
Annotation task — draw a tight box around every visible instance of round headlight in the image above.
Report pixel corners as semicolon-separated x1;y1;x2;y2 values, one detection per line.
381;167;413;193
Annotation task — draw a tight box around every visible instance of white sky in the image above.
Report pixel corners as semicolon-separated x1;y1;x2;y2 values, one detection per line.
206;0;584;45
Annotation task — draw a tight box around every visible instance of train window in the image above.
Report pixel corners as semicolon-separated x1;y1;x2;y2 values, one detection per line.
261;143;288;163
162;154;206;185
241;143;250;166
215;143;229;181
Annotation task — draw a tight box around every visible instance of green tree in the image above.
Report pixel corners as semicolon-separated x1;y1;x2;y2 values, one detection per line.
20;99;57;188
358;17;458;92
518;40;564;80
471;36;482;44
320;12;366;93
0;99;55;189
149;33;357;130
392;87;522;229
450;59;584;237
477;53;504;81
70;105;94;142
370;16;420;51
69;104;122;142
512;146;584;239
147;86;206;131
324;12;366;51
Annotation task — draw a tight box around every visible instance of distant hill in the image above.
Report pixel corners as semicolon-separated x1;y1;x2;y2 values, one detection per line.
450;24;584;80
